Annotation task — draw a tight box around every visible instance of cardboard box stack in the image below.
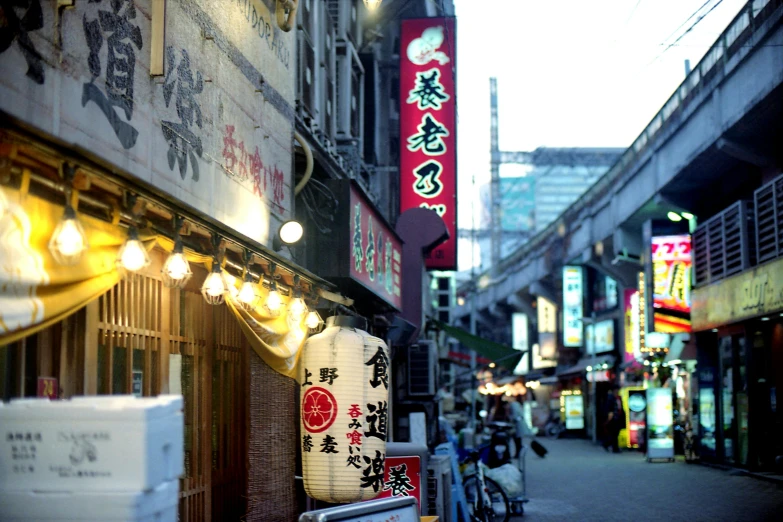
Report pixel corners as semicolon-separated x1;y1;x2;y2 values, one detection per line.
0;395;184;521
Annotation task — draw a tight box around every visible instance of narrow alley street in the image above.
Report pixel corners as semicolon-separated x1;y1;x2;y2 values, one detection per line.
512;438;783;522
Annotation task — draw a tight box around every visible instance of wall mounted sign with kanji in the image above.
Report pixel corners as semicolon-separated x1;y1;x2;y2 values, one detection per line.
399;18;458;270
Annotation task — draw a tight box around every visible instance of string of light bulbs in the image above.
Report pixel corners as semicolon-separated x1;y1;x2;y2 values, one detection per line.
36;161;331;328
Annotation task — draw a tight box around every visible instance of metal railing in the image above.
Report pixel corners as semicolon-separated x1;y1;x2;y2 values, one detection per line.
463;0;782;295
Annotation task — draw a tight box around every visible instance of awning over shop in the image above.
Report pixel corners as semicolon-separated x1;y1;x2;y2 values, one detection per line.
431;319;523;371
558;354;616;376
538;376;559;385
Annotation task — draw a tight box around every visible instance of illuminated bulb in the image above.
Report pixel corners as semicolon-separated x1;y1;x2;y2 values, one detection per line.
289;297;307;320
165;253;189;280
667;211;683;222
49;206;88;265
56;219;84;256
203;271;227;298
680;212;694;220
118;228;150;273
239;281;256;304
266;289;282;312
363;0;382;10
305;310;322;330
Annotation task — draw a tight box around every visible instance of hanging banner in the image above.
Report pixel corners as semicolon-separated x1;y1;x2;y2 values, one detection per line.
562;266;584;347
651;235;692;333
399;17;458;270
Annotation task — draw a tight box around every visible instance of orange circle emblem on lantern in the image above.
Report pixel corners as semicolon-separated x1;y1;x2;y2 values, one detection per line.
299;316;391;503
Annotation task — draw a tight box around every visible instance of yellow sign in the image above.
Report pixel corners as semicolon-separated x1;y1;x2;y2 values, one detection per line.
691;256;783;331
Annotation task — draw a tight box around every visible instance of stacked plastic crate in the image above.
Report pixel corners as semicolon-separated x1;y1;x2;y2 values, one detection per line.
0;395;184;521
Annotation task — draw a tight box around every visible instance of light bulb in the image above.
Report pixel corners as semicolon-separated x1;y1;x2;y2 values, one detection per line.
305;310;321;329
289;297;306;320
667;211;683;222
120;239;148;272
55;218;85;257
203;271;226;297
49;206;88;265
239;281;256;304
278;220;304;245
164;252;189;281
266;289;282;312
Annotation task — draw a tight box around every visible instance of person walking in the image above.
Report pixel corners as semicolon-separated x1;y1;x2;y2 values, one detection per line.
603;384;625;453
509;396;534;458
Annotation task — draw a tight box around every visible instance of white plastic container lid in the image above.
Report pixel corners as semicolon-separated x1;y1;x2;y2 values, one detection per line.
1;395;183;422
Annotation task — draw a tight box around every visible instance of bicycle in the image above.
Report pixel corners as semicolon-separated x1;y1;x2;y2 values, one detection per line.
460;447;511;522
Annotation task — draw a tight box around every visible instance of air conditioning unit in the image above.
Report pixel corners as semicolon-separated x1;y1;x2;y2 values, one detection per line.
427;455;453;522
407;341;437;397
297;0;315;41
296;31;317;122
327;0;362;48
335;41;364;143
319;4;337;144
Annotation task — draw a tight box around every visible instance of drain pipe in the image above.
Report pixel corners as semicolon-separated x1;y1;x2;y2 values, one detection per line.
294;131;313;196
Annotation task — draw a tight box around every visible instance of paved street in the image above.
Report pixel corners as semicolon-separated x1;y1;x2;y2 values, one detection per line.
508;438;783;522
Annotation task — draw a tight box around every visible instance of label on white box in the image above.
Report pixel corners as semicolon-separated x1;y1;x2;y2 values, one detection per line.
0;413;183;492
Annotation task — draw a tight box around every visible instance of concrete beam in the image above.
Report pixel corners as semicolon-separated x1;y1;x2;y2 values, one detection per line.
529;281;558;304
716;138;775;167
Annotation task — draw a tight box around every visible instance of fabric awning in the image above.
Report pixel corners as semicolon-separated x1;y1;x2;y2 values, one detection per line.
558;354;616;376
431;319;523;371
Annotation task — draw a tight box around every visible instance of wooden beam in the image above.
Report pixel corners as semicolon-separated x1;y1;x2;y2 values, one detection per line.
150;0;166;76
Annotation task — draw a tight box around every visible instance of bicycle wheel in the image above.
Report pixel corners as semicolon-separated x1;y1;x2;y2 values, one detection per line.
462;474;511;522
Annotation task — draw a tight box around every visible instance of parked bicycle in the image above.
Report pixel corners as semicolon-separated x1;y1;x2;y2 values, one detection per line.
461;446;511;522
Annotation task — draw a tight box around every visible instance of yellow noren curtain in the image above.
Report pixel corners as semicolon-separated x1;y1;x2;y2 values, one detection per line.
0;184;307;379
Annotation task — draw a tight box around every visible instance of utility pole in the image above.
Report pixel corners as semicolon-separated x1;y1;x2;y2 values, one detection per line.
489;77;501;272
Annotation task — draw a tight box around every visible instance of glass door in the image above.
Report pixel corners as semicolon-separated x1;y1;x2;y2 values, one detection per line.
720;336;736;463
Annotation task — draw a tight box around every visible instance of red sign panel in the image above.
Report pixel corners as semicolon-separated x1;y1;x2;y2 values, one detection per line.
400;18;457;270
376;455;422;509
37;377;57;399
350;185;403;310
651;234;692;333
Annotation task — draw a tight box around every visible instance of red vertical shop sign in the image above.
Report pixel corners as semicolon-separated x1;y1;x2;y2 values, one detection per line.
399;18;457;270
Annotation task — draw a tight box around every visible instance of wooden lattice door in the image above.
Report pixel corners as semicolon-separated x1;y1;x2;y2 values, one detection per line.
94;250;248;521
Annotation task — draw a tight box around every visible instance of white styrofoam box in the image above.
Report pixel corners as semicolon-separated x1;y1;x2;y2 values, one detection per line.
0;478;179;521
0;395;183;492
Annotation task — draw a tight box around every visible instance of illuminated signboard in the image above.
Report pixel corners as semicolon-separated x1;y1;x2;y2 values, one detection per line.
512;313;529;375
651;235;692;333
350;184;403;310
399;18;457;270
562;266;584;347
623;289;638;364
563;392;585;430
637;272;647;354
592;320;615;354
537;297;556;333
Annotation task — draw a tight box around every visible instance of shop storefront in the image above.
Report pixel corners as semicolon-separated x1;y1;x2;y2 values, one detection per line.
691;256;783;470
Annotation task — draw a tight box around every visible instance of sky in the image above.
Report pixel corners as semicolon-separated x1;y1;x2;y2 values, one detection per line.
452;0;749;272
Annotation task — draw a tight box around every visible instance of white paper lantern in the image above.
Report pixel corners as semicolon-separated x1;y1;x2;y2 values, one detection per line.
299;316;390;503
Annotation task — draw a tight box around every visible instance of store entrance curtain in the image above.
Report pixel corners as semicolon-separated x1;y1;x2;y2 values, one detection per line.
0;184;129;345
